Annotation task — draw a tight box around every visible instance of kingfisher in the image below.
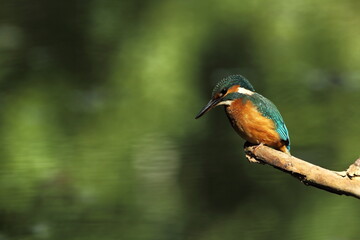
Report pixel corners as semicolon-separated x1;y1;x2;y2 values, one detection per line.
195;75;290;154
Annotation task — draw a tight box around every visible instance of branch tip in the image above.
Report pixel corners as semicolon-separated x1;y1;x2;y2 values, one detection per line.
244;144;360;199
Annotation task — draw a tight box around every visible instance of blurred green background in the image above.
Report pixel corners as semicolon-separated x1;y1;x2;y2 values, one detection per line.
1;0;360;239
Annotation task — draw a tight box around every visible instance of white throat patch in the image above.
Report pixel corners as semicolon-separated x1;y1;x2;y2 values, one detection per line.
237;87;254;95
216;100;233;106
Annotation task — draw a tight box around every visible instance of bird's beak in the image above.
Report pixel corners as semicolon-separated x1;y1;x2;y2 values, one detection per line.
195;98;222;119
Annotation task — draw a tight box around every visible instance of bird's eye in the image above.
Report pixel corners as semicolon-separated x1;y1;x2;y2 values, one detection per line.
219;88;227;97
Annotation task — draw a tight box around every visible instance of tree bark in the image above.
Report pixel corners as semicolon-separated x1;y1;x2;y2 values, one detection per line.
244;144;360;199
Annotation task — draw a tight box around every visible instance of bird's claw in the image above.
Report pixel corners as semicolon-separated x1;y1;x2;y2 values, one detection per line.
244;142;264;164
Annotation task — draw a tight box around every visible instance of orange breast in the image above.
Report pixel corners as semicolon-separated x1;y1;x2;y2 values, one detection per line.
226;99;284;149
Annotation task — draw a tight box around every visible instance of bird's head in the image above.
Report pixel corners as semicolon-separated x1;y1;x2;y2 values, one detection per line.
195;75;255;119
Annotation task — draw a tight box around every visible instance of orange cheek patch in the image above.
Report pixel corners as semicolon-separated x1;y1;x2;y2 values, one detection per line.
226;85;240;94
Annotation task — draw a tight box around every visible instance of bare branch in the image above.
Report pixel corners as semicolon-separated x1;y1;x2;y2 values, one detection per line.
347;158;360;179
244;145;360;199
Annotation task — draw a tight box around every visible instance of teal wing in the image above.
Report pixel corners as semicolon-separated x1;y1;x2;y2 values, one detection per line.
250;94;290;150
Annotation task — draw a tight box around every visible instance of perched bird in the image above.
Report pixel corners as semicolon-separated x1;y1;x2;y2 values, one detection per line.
195;75;290;154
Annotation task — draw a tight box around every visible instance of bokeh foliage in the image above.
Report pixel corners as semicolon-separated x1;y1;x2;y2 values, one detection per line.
0;0;360;239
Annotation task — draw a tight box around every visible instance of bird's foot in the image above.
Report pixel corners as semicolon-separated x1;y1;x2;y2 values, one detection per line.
244;142;264;164
255;142;265;151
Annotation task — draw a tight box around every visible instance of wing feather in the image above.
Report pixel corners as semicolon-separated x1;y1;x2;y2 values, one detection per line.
251;94;290;150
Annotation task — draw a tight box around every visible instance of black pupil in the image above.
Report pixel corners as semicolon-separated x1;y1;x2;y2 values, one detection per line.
221;89;227;95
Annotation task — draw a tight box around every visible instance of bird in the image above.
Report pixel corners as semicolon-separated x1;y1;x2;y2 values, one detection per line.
195;75;291;154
